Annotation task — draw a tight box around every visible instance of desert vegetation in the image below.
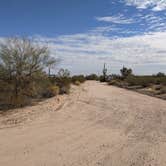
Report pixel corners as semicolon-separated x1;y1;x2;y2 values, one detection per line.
0;37;56;109
107;67;166;99
0;37;165;111
0;37;85;111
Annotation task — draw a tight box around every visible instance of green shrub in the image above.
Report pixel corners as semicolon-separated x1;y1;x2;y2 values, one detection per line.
108;80;119;85
10;95;31;108
125;76;152;87
42;85;60;98
125;75;166;87
156;72;165;77
0;37;57;110
72;75;86;83
53;77;71;94
54;69;71;94
100;75;108;82
50;86;60;95
120;66;133;79
85;74;99;80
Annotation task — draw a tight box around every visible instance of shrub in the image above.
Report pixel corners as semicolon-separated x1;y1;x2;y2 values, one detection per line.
42;85;60;98
108;80;119;86
125;76;152;87
54;69;71;94
120;66;132;79
86;74;99;80
55;77;71;94
50;86;60;96
125;75;166;88
0;37;56;110
100;75;108;82
72;75;86;83
156;72;165;77
10;95;31;108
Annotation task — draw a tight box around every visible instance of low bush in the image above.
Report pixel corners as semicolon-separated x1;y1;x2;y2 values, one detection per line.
54;69;71;94
99;75;105;82
125;75;166;87
10;95;31;108
108;80;120;86
85;74;99;81
54;77;71;94
72;75;86;84
42;85;60;98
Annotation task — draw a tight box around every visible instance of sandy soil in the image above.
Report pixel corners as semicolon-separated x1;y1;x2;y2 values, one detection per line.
0;81;166;166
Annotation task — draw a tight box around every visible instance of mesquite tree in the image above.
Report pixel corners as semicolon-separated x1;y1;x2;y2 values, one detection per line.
120;66;132;79
0;37;56;106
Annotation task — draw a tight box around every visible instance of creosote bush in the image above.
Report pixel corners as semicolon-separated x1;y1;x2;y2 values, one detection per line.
42;85;60;98
125;75;166;87
85;74;99;81
54;69;71;94
72;75;86;84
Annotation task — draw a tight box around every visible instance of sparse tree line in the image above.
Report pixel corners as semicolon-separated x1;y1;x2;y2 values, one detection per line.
0;37;166;110
0;37;78;110
0;37;108;110
106;66;166;99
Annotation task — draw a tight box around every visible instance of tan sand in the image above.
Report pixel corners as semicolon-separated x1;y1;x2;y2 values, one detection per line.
0;81;166;166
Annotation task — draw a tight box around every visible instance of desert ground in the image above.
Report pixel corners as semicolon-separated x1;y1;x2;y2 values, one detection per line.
0;81;166;166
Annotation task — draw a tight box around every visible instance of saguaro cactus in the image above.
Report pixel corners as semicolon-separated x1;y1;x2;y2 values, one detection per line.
102;63;107;82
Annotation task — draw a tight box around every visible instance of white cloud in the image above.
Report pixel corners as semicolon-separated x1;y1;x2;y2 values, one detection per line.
134;13;166;32
34;1;166;74
37;31;166;75
96;14;134;24
125;0;166;11
95;12;166;34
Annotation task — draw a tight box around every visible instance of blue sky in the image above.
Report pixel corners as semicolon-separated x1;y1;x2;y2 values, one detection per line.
0;0;166;74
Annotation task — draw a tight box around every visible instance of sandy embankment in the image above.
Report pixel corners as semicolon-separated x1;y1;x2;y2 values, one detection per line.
0;81;166;166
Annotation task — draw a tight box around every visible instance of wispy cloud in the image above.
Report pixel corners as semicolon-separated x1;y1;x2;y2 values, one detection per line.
1;1;166;75
134;13;166;32
125;0;166;11
29;1;166;74
36;31;166;74
96;14;135;24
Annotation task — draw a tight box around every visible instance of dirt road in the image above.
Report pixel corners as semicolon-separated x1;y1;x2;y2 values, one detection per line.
0;81;166;166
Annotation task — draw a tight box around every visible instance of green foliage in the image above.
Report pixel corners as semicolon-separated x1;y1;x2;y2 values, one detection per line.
72;75;86;84
85;74;99;80
125;75;166;87
108;80;119;86
156;72;165;77
42;85;60;98
99;75;106;82
54;69;71;94
120;66;132;79
110;74;122;80
0;37;56;110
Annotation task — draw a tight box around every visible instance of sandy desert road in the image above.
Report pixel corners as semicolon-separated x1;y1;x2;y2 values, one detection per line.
0;81;166;166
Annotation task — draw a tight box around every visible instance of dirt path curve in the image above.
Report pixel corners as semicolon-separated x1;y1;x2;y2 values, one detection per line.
0;81;166;166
